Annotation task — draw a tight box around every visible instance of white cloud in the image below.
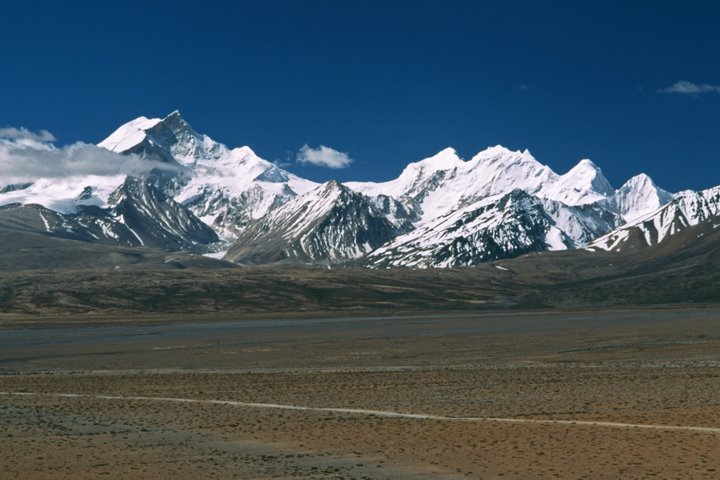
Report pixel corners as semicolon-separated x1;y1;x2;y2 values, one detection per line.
0;126;56;143
658;80;720;95
296;144;352;169
0;128;180;183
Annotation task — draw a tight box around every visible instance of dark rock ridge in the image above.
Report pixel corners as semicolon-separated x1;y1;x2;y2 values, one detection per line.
225;181;399;264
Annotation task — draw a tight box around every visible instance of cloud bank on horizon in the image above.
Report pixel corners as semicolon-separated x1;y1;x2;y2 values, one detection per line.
296;144;353;169
0;127;180;184
658;80;720;95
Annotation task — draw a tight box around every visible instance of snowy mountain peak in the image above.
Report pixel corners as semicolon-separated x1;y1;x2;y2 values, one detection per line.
438;146;459;156
470;145;537;165
564;159;611;190
428;146;462;164
576;158;598;168
545;158;614;205
158;109;196;136
99;110;219;167
312;179;346;200
323;178;341;188
98;116;161;153
153;112;224;167
165;109;183;120
309;180;368;206
253;164;290;183
465;147;555;189
478;144;514;156
401;147;463;175
602;172;675;222
621;173;655;190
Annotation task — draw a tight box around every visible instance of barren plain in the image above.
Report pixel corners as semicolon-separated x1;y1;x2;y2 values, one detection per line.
1;307;720;479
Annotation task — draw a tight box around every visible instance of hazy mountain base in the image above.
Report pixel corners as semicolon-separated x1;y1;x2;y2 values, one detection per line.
1;220;718;317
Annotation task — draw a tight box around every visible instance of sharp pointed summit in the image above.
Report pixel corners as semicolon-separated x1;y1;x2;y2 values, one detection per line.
602;173;675;222
544;158;614;206
417;147;463;170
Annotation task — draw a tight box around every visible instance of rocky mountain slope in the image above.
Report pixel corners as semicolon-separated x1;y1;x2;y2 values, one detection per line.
367;190;569;268
109;176;219;251
0;176;218;253
225;181;398;264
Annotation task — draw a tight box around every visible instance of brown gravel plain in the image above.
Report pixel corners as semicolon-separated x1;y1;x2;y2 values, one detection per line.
1;307;720;479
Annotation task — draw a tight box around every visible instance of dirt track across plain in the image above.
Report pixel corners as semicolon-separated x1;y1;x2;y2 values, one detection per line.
2;307;720;479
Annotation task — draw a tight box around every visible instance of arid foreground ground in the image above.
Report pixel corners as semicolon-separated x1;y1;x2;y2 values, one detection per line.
1;307;720;479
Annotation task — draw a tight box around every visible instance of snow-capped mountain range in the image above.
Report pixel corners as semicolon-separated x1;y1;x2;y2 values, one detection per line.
588;186;720;252
0;111;714;268
98;111;317;239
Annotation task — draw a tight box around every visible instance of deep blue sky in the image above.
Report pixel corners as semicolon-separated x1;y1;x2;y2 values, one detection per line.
2;0;719;191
